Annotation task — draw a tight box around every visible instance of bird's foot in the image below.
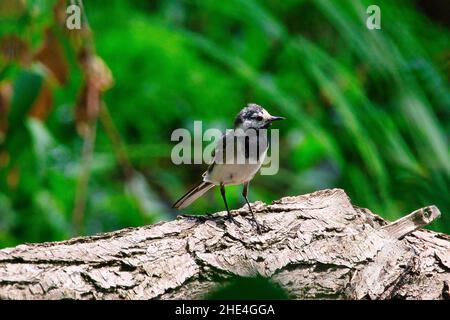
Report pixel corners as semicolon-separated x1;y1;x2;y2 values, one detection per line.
248;218;268;234
227;214;242;227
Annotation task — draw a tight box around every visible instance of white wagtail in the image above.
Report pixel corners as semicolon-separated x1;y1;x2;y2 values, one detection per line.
173;103;285;233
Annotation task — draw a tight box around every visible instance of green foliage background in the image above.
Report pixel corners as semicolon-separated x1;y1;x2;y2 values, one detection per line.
0;0;449;249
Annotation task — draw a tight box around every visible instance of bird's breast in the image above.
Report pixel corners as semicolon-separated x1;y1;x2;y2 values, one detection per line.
205;149;267;185
203;130;269;185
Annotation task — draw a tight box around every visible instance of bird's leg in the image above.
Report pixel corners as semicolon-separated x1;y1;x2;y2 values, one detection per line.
243;182;263;234
220;183;240;226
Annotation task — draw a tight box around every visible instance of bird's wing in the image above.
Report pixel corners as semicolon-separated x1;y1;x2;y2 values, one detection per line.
203;131;233;177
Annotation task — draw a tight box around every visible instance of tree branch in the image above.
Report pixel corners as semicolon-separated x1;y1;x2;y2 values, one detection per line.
0;189;448;300
381;205;441;239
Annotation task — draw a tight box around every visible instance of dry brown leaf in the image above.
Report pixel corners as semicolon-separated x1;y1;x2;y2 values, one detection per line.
86;55;114;92
75;83;92;137
0;35;29;64
0;0;26;18
0;151;9;169
53;0;68;26
34;29;69;85
0;82;12;143
75;53;114;137
6;164;19;190
29;81;53;121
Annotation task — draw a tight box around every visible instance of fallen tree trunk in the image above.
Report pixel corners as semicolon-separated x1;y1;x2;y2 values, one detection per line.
0;188;448;300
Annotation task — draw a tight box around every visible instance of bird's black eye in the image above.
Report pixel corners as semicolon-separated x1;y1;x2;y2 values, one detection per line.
255;116;263;121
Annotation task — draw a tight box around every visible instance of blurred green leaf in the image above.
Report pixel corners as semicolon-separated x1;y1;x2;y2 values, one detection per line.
205;276;289;300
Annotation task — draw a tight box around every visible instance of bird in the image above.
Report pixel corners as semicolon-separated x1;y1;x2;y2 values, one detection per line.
172;103;285;233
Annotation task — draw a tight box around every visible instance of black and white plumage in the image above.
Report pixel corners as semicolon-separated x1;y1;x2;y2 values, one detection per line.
173;103;285;233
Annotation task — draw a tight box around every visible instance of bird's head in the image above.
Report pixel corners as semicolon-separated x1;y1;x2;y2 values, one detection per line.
234;103;285;130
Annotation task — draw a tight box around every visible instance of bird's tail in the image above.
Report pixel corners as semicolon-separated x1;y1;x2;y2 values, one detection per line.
172;181;215;209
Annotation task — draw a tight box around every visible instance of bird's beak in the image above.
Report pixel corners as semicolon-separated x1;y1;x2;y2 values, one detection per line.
269;116;286;122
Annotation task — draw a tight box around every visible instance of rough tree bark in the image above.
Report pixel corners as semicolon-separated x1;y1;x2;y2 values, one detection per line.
0;188;448;300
